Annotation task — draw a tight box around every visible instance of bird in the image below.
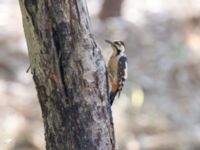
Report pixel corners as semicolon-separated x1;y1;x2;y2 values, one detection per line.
105;40;128;105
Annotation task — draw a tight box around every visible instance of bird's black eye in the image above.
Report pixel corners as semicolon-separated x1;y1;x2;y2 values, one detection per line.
114;41;125;47
114;41;120;46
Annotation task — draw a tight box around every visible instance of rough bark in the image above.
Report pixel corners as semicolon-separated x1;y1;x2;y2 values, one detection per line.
99;0;124;20
19;0;115;150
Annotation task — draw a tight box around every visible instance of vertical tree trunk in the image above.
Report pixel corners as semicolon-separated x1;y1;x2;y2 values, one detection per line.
19;0;115;150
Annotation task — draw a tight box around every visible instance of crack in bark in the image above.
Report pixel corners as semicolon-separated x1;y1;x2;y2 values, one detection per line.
74;0;81;25
24;0;40;36
51;26;69;106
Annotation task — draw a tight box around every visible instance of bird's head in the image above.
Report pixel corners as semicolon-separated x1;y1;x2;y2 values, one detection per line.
105;40;125;55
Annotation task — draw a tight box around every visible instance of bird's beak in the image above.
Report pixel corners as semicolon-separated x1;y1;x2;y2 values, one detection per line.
105;40;113;45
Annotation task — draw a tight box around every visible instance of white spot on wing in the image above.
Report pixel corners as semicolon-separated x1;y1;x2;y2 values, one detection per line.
124;62;128;79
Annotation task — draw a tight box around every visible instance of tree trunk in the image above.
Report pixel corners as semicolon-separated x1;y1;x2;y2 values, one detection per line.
19;0;115;150
99;0;124;20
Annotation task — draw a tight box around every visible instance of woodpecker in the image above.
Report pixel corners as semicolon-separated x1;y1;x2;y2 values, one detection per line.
105;40;128;105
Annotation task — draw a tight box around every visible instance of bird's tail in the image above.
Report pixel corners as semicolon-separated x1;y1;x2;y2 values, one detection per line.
110;90;118;105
